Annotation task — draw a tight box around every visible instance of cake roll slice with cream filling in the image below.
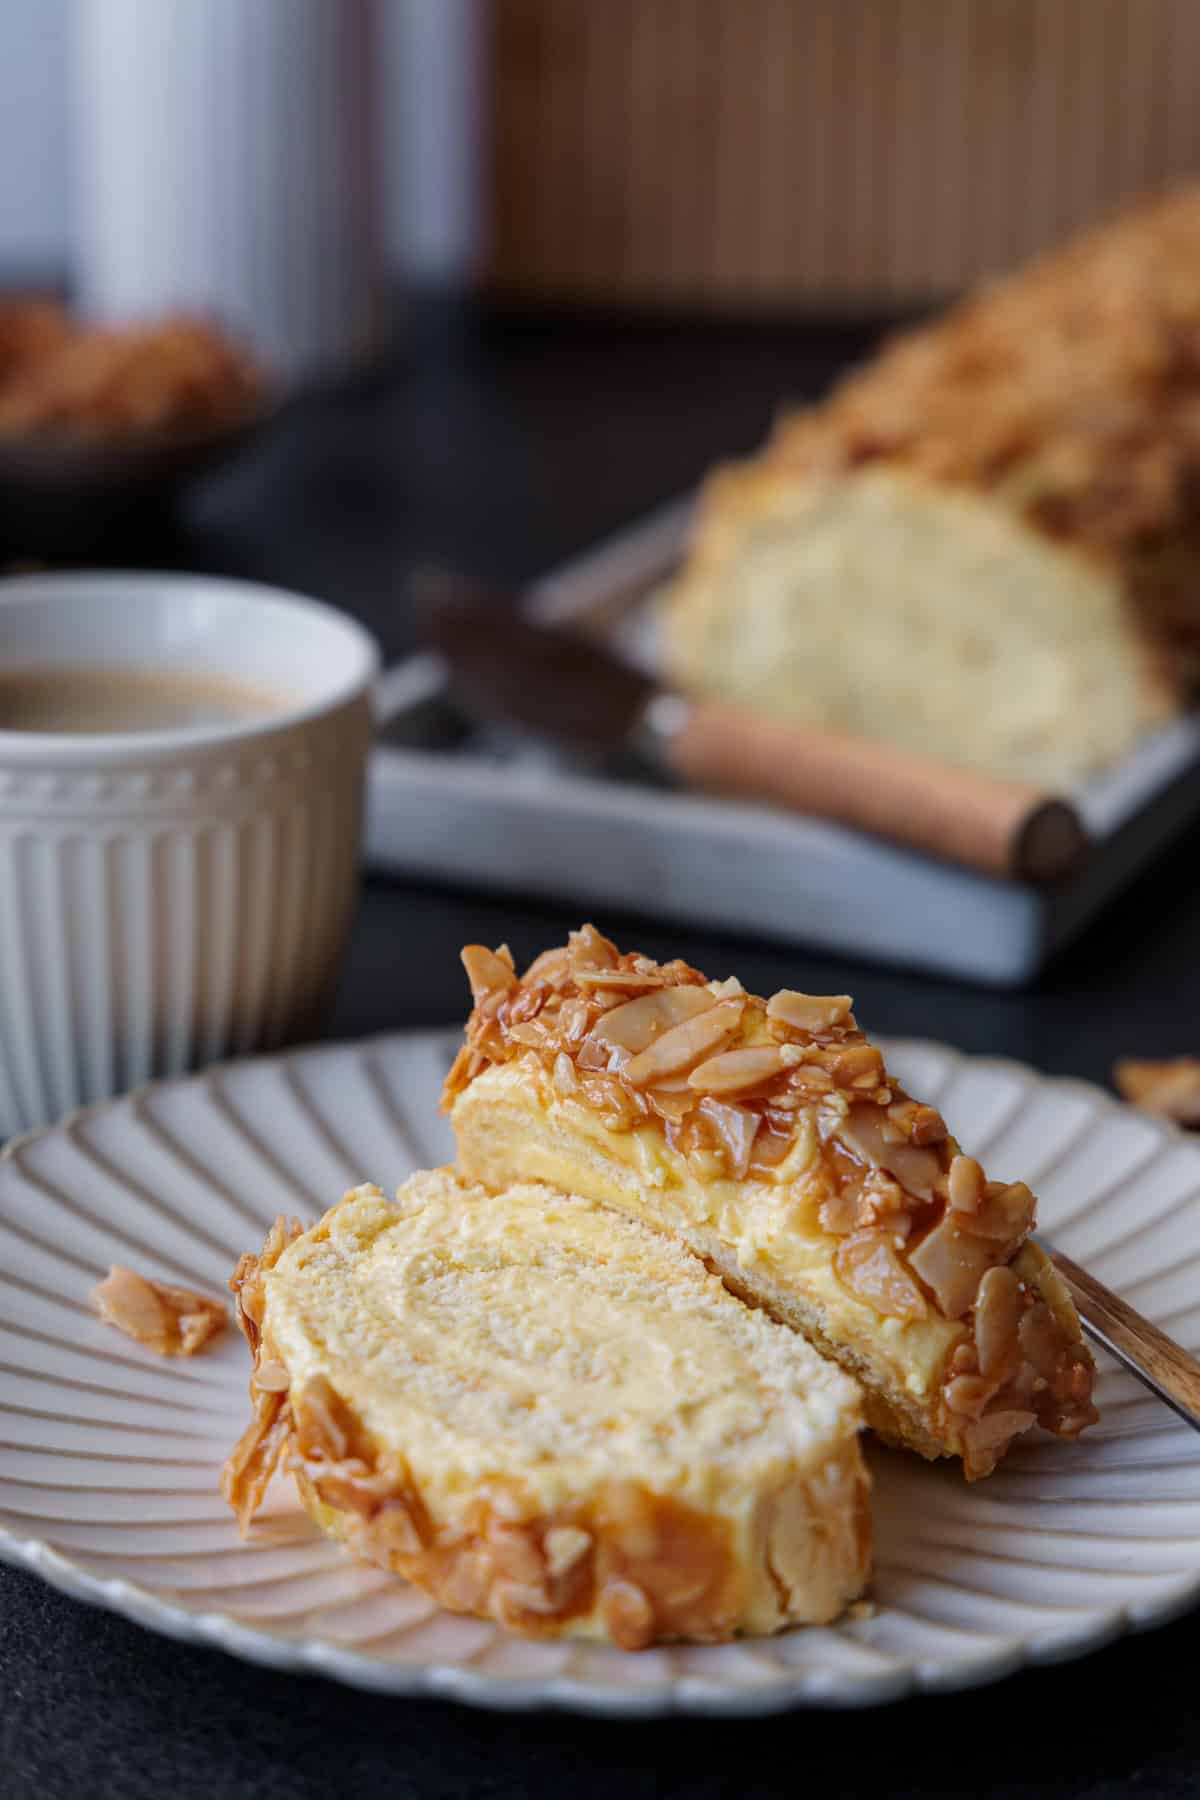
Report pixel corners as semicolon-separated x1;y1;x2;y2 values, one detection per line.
222;1172;870;1647
445;926;1097;1479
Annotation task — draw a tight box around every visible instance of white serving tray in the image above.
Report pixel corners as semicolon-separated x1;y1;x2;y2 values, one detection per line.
365;496;1200;986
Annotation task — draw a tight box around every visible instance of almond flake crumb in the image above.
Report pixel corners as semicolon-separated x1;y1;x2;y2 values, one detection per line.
91;1265;227;1356
1114;1057;1200;1127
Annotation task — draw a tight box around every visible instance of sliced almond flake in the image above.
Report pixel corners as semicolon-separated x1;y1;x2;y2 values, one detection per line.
818;1185;865;1235
943;1373;998;1419
1114;1056;1200;1125
92;1265;227;1357
964;1409;1036;1457
600;1578;655;1651
909;1105;950;1146
830;1044;885;1090
908;1216;997;1319
589;985;715;1053
834;1229;928;1322
623;999;745;1087
1018;1299;1071;1380
748;1125;795;1171
973;1265;1024;1377
838;1105;943;1201
461;943;518;999
567;923;619;969
573;967;670;993
251;1359;291;1393
947;1153;986;1214
557;997;592;1041
687;1046;791;1095
544;1526;592;1578
767;990;854;1034
293;1372;354;1460
644;1087;697;1123
524;946;572;988
696;1098;760;1178
221;1390;291;1534
956;1179;1035;1246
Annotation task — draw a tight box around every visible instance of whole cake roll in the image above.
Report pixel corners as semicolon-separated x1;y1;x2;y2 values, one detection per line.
664;186;1200;787
446;927;1098;1479
222;1173;869;1647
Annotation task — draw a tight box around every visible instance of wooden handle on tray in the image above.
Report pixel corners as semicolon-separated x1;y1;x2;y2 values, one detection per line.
656;697;1088;882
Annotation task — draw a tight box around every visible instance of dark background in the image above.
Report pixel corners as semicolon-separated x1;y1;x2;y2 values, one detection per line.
4;301;1200;1797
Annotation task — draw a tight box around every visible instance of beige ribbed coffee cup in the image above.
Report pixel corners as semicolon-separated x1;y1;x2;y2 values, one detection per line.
0;573;378;1139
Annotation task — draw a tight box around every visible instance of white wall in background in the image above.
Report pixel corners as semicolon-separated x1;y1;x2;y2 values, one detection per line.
379;0;482;282
0;0;480;283
0;0;69;271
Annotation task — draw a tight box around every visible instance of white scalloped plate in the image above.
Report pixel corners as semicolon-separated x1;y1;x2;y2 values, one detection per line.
2;1031;1199;1715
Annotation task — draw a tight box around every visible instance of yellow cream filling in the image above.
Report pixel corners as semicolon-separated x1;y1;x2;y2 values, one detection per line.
456;1057;964;1403
263;1173;861;1527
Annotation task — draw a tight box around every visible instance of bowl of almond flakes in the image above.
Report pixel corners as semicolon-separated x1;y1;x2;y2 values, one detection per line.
0;297;273;555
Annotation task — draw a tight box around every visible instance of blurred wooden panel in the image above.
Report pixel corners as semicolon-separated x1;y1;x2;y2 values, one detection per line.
485;0;1200;311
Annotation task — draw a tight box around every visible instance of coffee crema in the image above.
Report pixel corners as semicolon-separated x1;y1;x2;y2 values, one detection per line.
0;665;292;735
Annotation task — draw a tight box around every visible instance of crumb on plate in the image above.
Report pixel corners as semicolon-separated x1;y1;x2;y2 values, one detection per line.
91;1264;227;1356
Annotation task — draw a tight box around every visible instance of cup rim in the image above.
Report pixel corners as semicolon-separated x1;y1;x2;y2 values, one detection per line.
0;570;380;761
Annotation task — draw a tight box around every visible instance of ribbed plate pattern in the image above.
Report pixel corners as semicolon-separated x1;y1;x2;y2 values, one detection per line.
2;1033;1199;1715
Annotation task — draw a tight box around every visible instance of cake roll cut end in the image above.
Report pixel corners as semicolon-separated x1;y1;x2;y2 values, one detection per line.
446;926;1098;1478
222;1172;870;1646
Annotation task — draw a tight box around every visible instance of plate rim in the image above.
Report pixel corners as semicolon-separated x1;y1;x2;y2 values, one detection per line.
2;1028;1198;1716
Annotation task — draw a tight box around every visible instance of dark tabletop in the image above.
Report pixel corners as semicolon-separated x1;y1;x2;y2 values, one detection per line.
4;297;1200;1800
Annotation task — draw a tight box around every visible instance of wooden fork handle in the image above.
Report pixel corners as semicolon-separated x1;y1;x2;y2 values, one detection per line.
1049;1246;1200;1432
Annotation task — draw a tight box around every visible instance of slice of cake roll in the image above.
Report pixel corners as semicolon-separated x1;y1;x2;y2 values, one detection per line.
663;189;1200;788
446;926;1098;1479
222;1173;870;1647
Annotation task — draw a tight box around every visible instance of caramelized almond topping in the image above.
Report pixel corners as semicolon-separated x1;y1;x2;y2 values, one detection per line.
441;928;1096;1469
623;999;745;1087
